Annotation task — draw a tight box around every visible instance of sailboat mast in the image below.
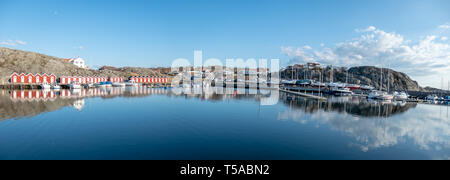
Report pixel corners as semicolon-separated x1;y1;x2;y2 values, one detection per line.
380;66;383;91
388;63;390;93
331;65;333;83
346;68;348;84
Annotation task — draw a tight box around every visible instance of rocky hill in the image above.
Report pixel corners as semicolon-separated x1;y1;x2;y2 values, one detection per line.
98;66;171;76
0;47;167;84
281;66;423;91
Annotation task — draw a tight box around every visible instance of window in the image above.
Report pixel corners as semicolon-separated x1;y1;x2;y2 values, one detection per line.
51;77;54;83
13;76;17;83
28;76;32;83
36;77;40;83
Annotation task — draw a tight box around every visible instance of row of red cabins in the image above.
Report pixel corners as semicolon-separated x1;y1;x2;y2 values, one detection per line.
129;76;169;84
9;73;169;85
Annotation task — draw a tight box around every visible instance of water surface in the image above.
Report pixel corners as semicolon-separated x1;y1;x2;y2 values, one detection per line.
0;88;448;160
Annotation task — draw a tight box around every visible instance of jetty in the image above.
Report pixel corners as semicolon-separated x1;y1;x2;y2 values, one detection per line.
280;88;327;100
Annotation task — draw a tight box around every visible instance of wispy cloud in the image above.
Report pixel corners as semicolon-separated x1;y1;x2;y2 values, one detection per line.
282;25;450;88
0;40;28;47
74;46;84;50
438;23;450;30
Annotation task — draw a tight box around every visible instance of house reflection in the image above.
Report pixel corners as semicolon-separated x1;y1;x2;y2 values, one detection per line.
0;87;169;121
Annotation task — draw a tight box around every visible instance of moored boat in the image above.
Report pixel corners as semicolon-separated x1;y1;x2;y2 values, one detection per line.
51;83;61;90
360;85;375;91
332;87;353;96
445;96;450;101
70;81;82;89
346;84;361;91
125;80;139;87
112;82;126;87
425;94;439;101
393;91;409;101
40;82;51;89
311;81;326;87
96;82;107;88
368;90;394;100
105;81;113;88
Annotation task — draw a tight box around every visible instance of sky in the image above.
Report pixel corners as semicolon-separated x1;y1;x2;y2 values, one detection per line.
0;0;449;88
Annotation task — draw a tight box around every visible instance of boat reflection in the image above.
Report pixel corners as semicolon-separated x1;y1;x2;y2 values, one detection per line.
278;92;450;156
280;92;418;117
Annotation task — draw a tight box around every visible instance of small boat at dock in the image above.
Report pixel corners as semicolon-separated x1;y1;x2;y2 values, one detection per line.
368;90;394;100
360;85;375;91
96;82;107;88
393;91;409;101
40;82;51;90
105;81;113;88
125;80;139;87
70;82;82;89
84;83;95;89
332;87;353;96
112;82;126;87
51;83;61;90
425;95;439;101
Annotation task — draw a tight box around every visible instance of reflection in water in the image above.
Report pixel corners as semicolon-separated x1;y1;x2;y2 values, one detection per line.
0;87;169;121
0;88;449;159
279;93;418;117
278;92;450;157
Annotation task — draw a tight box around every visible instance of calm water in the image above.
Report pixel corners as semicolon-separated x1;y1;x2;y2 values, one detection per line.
0;87;449;160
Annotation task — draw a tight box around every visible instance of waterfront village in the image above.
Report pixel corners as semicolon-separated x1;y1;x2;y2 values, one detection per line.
1;56;449;103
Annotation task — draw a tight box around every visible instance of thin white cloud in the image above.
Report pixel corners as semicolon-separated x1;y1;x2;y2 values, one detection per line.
355;26;376;32
282;25;450;88
15;40;27;46
74;46;84;50
0;40;27;47
438;23;450;30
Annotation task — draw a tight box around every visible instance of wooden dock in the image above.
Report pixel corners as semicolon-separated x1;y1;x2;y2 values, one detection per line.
280;89;327;100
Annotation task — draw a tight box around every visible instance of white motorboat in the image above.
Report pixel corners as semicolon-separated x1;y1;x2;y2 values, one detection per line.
327;82;344;88
112;82;126;87
311;81;326;87
332;87;353;96
360;85;375;90
125;80;139;87
281;80;296;85
368;90;394;100
70;81;82;89
393;91;409;101
40;82;51;90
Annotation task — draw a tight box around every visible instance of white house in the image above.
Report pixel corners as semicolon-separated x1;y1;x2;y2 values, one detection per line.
65;57;88;69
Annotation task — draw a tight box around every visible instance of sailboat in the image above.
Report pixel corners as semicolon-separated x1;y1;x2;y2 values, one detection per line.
368;62;393;100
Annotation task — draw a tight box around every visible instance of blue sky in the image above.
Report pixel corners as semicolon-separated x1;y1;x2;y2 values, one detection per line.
1;0;449;87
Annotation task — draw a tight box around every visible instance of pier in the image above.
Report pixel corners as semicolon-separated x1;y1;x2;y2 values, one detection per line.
280;88;327;100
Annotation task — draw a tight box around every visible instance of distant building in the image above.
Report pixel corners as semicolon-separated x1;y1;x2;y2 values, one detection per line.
307;62;321;69
64;57;88;69
294;64;304;69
